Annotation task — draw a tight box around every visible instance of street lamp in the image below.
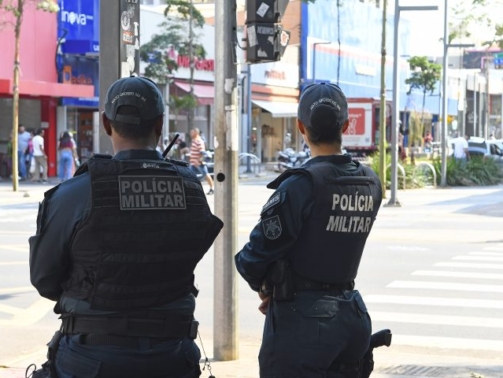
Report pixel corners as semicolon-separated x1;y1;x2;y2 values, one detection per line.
388;2;438;207
440;0;475;187
312;41;331;83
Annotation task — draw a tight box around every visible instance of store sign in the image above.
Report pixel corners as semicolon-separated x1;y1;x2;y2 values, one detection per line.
251;62;298;88
61;56;99;107
58;0;99;54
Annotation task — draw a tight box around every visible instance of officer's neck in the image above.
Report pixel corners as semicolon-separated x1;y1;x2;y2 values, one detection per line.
111;135;157;153
309;143;344;158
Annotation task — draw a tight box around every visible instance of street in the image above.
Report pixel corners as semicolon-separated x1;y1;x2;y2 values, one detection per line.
1;179;503;377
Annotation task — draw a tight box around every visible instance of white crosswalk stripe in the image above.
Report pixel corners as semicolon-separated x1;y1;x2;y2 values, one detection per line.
369;244;503;352
365;294;503;309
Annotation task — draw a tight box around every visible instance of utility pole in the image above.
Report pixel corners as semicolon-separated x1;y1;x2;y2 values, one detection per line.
379;0;388;198
213;0;239;361
188;0;195;130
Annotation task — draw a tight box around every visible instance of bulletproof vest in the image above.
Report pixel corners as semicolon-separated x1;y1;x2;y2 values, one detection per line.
62;156;223;311
287;161;382;284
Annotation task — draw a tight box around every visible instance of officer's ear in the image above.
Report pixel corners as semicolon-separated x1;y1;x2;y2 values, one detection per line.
102;112;112;136
341;119;350;134
297;119;306;136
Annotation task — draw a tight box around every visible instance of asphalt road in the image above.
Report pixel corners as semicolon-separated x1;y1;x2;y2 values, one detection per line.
1;179;503;377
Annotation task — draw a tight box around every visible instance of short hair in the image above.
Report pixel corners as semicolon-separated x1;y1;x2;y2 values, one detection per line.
110;105;159;139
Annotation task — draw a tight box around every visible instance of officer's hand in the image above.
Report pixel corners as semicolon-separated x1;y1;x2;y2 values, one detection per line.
258;295;271;315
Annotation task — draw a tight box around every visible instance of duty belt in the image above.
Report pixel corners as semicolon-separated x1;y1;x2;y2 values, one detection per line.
294;275;355;291
61;314;198;339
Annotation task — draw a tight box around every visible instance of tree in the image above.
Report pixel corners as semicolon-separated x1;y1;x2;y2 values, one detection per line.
140;0;205;134
406;56;441;131
405;56;441;164
448;0;503;46
0;0;59;192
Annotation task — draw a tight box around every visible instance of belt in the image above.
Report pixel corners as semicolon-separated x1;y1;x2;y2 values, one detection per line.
294;275;355;292
61;314;198;339
80;334;173;348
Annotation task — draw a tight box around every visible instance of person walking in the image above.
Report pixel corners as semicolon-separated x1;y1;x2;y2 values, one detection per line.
29;76;223;378
58;131;77;181
451;133;470;162
235;82;383;377
31;128;48;183
189;128;214;195
17;124;31;180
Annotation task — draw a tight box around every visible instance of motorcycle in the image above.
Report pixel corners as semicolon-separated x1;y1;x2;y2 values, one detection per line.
277;147;311;172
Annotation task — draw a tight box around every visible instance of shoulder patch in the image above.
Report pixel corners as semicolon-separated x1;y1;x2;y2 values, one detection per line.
262;215;282;240
261;192;281;214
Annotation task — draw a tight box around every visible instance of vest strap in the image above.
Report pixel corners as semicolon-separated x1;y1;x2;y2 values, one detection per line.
61;314;198;339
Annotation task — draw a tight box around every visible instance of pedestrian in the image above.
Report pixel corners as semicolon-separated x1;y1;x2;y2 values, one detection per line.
189;128;214;195
31;128;48;183
235;82;383;377
451;132;470;162
28;76;223;378
17;124;31;180
58;131;76;181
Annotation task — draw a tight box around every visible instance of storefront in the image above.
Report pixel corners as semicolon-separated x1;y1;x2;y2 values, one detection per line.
0;3;93;178
57;0;100;163
248;48;300;163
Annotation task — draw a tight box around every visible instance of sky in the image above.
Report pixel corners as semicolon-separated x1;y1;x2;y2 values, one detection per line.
392;0;503;57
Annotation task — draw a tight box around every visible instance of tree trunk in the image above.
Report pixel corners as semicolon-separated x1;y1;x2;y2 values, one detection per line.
11;0;25;192
336;0;341;85
187;0;195;131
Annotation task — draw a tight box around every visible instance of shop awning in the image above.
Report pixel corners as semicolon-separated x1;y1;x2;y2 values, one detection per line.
0;79;94;98
174;81;214;105
252;100;298;118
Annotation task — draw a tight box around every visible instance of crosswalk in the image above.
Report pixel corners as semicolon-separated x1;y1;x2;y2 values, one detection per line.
365;245;503;352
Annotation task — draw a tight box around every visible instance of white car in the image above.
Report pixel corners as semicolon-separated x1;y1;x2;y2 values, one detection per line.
467;137;503;164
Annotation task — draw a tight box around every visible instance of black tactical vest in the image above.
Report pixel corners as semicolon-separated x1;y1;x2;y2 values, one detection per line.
62;156;223;311
277;161;382;284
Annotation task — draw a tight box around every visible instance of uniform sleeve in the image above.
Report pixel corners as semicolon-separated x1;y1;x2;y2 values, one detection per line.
29;176;91;301
234;174;313;291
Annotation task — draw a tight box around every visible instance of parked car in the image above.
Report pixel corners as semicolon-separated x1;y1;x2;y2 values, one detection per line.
467;137;503;165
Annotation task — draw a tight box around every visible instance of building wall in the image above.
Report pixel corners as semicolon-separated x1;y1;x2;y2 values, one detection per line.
0;3;58;82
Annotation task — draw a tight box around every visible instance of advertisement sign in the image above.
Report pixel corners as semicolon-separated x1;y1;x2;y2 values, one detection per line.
343;103;372;148
120;0;140;77
60;56;99;107
58;0;99;54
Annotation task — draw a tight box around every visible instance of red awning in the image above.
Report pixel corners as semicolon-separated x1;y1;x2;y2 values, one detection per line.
174;81;214;105
0;78;94;98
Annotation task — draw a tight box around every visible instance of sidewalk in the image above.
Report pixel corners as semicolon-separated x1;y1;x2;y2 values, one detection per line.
2;180;503;378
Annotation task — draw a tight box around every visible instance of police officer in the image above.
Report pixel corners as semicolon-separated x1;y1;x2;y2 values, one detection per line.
235;83;382;378
29;76;223;378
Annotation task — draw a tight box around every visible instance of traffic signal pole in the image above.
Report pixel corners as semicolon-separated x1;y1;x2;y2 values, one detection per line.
213;0;239;361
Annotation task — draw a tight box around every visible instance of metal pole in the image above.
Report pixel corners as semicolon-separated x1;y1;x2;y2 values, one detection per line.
312;43;316;83
213;0;239;361
485;59;490;139
387;0;400;206
379;0;388;199
440;0;448;187
99;1;120;155
473;74;477;136
246;65;253;173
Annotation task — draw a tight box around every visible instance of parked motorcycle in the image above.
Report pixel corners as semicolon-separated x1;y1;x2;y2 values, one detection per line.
277;148;311;172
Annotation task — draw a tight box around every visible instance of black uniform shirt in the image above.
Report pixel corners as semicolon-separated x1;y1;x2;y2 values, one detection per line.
29;149;195;314
235;154;359;291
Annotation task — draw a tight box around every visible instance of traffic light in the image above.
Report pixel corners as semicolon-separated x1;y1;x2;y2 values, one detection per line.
245;0;291;64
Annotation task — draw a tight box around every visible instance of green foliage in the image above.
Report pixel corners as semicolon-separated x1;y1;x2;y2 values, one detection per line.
432;157;503;186
406;57;442;96
165;0;205;27
369;153;503;189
